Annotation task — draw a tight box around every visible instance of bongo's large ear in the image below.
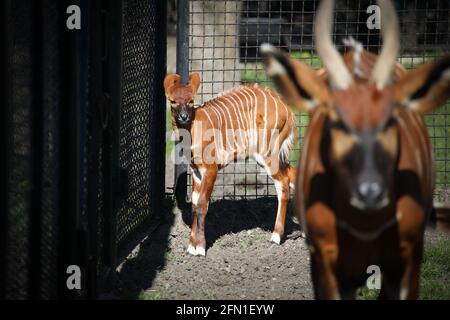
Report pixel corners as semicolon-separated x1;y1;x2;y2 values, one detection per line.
395;56;450;113
188;73;201;96
260;44;332;113
164;74;181;98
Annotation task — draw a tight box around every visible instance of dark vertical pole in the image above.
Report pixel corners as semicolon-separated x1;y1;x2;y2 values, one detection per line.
78;0;93;298
104;0;123;269
0;0;11;300
85;0;103;300
153;0;167;215
58;0;82;299
177;0;190;83
29;0;44;299
174;0;190;207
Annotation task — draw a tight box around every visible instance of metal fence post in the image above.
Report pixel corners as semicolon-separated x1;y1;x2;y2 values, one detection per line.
85;0;104;300
58;0;82;299
78;0;96;299
153;0;168;215
175;0;190;207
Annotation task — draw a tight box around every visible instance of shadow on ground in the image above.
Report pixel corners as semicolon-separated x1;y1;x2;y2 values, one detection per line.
112;197;301;299
101;197;176;299
180;197;301;249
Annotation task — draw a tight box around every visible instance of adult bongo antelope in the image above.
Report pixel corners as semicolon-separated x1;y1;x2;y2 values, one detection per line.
164;74;297;256
261;0;450;299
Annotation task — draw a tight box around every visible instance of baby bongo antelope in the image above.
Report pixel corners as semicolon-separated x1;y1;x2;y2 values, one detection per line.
164;73;297;256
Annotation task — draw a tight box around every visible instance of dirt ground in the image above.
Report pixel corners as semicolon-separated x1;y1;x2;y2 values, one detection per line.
108;197;312;300
103;190;449;300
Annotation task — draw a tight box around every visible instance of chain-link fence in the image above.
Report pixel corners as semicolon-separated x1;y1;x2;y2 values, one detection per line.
117;0;166;259
185;0;449;203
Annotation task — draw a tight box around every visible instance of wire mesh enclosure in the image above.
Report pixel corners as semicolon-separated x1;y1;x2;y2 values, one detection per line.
186;0;450;203
117;0;166;256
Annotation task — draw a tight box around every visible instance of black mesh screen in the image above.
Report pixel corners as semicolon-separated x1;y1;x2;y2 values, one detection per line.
117;0;159;246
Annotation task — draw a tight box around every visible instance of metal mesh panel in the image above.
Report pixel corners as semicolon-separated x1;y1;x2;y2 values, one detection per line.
38;0;60;299
187;0;450;203
4;0;62;299
2;0;167;299
5;0;34;299
117;0;158;245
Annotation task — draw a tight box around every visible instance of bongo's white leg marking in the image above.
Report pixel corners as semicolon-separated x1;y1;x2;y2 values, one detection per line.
187;244;197;256
270;233;281;245
195;246;206;257
400;286;408;300
270;179;284;245
191;191;200;206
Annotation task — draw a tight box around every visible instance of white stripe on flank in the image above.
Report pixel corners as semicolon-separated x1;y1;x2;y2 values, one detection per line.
232;91;251;148
193;85;295;181
250;89;258;154
210;103;226;164
257;87;269;155
215;99;236;155
221;96;245;153
245;87;259;153
240;87;256;151
236;90;252;147
201;107;220;164
214;99;234;157
237;89;251;129
266;89;280;157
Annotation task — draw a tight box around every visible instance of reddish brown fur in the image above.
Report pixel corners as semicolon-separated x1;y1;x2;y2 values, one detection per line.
165;75;297;256
264;46;449;299
332;84;394;130
301;55;438;299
